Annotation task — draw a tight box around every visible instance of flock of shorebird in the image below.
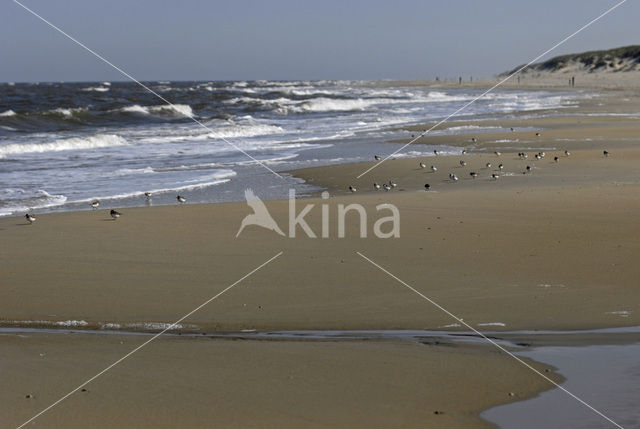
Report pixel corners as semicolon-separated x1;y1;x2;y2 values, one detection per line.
24;193;187;224
22;136;612;224
349;138;612;194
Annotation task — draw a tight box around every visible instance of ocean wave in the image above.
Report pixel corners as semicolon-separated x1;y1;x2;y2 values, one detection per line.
82;86;110;92
0;109;16;117
114;166;155;176
118;104;193;118
0;134;128;156
0;188;67;216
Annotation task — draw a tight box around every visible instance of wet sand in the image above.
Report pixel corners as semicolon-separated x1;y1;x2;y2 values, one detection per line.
2;87;640;427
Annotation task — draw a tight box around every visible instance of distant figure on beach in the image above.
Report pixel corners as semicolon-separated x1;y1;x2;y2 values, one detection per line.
571;76;575;87
459;77;462;85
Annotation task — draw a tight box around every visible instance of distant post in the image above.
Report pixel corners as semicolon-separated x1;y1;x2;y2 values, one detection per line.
459;76;462;85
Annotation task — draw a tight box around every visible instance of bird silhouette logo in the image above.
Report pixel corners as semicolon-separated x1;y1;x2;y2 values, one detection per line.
236;188;285;237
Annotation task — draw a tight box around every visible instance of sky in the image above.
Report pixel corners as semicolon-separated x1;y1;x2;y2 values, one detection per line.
1;0;637;82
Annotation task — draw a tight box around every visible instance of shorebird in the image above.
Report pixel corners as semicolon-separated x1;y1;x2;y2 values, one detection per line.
374;155;381;161
434;150;439;156
470;172;478;178
535;154;541;160
25;213;36;224
91;200;100;210
485;162;492;169
382;184;391;191
144;192;152;199
349;185;357;193
471;137;477;142
564;150;571;157
424;183;431;191
498;163;504;170
539;152;546;158
389;180;397;188
535;132;541;137
177;195;186;204
525;165;532;173
554;156;559;163
510;127;514;131
460;160;467;167
430;165;437;172
604;150;610;157
449;173;458;181
110;209;121;220
462;149;468;155
491;173;499;180
494;151;501;157
419;162;426;169
373;182;381;190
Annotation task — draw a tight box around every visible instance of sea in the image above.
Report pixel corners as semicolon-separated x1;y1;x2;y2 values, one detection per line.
0;80;581;216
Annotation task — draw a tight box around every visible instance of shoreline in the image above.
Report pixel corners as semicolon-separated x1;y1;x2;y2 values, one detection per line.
3;85;640;427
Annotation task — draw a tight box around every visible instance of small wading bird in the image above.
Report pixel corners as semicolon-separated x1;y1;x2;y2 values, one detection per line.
236;189;285;237
554;156;559;163
470;172;478;178
604;150;610;157
462;149;468;155
494;151;501;157
349;186;357;193
564;150;571;157
110;209;121;220
91;200;99;210
424;183;431;191
25;213;36;224
491;173;499;180
460;160;467;167
373;183;381;190
449;173;458;181
419;162;426;169
485;162;492;169
177;195;186;204
383;184;391;191
374;155;381;161
498;163;504;170
144;192;152;199
389;180;397;188
433;149;439;155
430;165;437;172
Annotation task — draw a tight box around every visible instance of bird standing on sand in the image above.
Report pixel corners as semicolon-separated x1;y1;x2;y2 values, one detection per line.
564;150;571;157
434;150;439;156
383;184;391;191
144;192;152;199
449;173;458;181
424;184;431;191
535;154;541;160
462;149;468;155
491;174;499;180
430;165;437;172
110;209;121;220
373;183;381;190
604;150;610;157
498;163;504;171
349;186;357;193
374;155;381;161
554;156;559;163
460;160;467;167
525;166;532;173
485;162;492;169
389;180;397;188
471;137;477;142
177;195;186;204
470;172;478;178
419;162;426;169
535;132;541;137
494;151;501;157
91;200;100;210
25;213;36;224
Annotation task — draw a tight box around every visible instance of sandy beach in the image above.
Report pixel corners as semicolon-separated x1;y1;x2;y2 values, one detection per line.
2;85;640;427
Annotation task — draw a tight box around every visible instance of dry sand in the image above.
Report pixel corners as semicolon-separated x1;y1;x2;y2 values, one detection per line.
1;88;639;427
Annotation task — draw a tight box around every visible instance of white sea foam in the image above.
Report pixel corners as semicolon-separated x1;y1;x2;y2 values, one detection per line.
0;189;68;216
477;322;506;327
82;86;110;92
115;166;155;176
0;134;128;156
120;104;193;118
0;109;16;117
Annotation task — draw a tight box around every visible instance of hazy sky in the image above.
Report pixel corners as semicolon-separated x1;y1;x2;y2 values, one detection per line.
1;0;637;82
